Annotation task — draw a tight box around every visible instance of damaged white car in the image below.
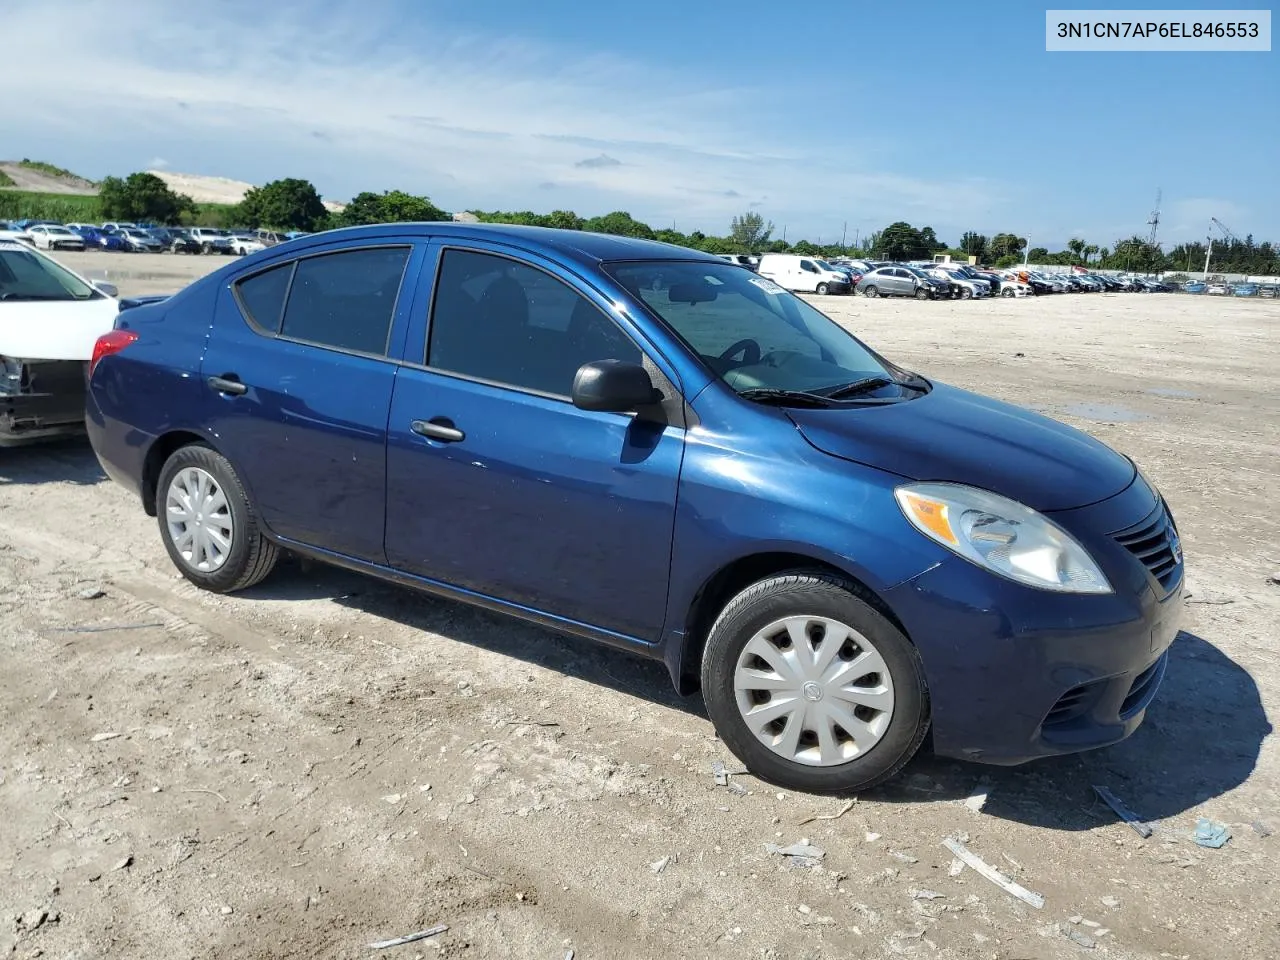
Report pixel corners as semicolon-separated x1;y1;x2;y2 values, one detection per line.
0;241;120;445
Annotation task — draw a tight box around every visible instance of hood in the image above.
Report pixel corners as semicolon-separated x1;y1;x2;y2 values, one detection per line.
0;297;120;361
785;381;1135;512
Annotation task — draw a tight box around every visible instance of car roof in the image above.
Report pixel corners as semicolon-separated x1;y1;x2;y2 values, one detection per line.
276;222;723;269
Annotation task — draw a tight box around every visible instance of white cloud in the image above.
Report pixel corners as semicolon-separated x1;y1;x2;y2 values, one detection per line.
2;0;1008;237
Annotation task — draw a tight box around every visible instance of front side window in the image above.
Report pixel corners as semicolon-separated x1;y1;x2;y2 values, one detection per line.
608;260;894;395
427;248;642;396
0;246;100;301
279;246;410;355
800;260;817;273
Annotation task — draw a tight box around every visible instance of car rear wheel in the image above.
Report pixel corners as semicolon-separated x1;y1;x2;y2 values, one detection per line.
863;286;878;298
816;282;829;295
157;444;279;593
915;287;930;300
701;571;930;794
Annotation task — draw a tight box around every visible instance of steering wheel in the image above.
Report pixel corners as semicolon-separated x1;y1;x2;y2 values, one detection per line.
719;338;761;367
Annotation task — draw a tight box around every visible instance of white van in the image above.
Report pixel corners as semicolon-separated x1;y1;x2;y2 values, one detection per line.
756;254;850;295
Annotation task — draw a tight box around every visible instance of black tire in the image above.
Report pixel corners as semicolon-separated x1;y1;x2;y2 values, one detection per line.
700;571;930;794
915;287;931;301
201;242;212;255
155;444;279;593
1002;288;1015;298
863;285;878;298
961;288;972;300
816;282;829;295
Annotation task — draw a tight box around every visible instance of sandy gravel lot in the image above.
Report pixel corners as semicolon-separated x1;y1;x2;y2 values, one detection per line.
3;252;1278;959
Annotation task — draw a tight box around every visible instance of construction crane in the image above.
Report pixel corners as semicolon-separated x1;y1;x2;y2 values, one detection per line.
1203;217;1239;275
1146;188;1162;247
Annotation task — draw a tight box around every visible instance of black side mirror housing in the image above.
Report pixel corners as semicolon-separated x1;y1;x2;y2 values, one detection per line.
571;360;661;413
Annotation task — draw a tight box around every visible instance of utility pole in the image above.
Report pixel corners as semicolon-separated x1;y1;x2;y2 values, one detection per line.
841;221;847;249
1023;237;1030;266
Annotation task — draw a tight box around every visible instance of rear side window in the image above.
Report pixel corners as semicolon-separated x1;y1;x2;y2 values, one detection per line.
279;247;410;355
234;263;292;332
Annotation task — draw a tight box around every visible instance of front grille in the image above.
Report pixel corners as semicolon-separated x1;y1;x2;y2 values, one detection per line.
1120;651;1168;718
1113;499;1182;596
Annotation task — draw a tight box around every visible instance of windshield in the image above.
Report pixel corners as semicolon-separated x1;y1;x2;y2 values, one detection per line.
606;260;896;395
0;245;101;301
815;260;840;272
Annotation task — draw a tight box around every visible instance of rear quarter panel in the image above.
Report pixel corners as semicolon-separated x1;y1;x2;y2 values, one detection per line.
87;282;219;498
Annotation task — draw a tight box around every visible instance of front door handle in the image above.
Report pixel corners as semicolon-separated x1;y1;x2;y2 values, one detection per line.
207;375;247;396
411;418;465;443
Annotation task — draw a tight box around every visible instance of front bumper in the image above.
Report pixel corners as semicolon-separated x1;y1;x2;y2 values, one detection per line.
884;476;1183;765
0;361;89;446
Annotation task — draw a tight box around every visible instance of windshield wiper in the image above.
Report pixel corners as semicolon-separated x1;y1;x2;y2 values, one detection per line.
737;387;835;408
822;375;897;399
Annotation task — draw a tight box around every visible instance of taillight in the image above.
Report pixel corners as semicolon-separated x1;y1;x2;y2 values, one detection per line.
89;329;139;378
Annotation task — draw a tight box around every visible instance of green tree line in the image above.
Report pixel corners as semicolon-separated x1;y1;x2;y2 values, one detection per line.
6;167;1277;274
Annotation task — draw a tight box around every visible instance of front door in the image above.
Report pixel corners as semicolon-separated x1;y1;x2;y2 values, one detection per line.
201;241;423;562
383;244;686;642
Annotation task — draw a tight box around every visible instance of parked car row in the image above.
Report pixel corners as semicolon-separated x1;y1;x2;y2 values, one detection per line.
1181;279;1278;297
1;224;1187;796
0;219;304;257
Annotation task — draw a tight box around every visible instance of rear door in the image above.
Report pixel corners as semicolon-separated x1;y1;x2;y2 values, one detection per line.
200;239;426;563
383;242;686;642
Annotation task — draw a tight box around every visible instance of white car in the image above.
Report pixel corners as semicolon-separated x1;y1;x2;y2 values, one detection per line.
0;220;35;245
228;234;267;256
28;224;87;252
0;241;120;445
916;264;991;299
998;280;1035;298
756;253;851;295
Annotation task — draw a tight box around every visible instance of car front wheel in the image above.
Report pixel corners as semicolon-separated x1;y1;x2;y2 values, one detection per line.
156;444;279;593
701;571;930;794
863;286;878;298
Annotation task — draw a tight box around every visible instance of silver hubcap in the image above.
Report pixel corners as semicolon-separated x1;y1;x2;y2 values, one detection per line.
165;467;234;573
734;616;895;767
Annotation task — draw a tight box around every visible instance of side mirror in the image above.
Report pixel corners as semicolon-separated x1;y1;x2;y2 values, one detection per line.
571;360;660;413
93;281;118;297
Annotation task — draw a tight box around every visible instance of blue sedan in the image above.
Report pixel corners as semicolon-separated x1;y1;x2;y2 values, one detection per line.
83;223;1183;793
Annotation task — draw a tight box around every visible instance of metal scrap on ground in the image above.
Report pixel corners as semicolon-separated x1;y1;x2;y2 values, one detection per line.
1092;785;1154;837
367;924;448;949
765;840;826;861
941;838;1044;909
797;798;855;825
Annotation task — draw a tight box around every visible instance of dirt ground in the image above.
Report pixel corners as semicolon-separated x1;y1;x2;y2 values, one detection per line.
3;252;1278;959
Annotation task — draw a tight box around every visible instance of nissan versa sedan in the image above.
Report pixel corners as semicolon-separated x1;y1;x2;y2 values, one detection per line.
85;224;1183;794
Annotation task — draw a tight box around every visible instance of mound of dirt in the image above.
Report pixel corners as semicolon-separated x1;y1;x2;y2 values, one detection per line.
0;161;98;195
148;170;346;212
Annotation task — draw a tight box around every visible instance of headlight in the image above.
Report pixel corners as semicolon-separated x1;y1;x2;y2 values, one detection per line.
894;482;1112;594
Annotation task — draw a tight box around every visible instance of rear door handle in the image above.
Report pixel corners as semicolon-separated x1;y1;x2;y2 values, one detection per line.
207;375;247;396
411;419;465;443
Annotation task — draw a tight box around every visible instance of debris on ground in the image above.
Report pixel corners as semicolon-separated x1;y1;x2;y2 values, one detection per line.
90;732;122;742
865;832;881;842
765;840;826;863
911;889;945;900
712;761;727;786
1253;820;1273;838
367;924;449;949
1093;785;1154;837
961;778;992;813
890;851;920;864
650;856;671;874
1100;896;1121;908
727;781;748;796
76;586;106;600
1193;818;1231;848
948;858;966;876
1060;923;1097;949
798;798;855;825
112;854;133;871
942;838;1044;909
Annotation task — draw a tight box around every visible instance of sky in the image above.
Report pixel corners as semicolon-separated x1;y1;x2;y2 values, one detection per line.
4;0;1277;248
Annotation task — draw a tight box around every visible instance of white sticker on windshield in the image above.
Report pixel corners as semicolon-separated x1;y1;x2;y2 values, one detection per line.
749;277;786;295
